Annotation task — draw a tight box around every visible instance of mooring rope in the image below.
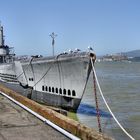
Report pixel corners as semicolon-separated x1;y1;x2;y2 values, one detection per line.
92;69;102;132
16;55;58;88
32;54;62;88
90;58;135;140
16;57;34;79
32;64;52;88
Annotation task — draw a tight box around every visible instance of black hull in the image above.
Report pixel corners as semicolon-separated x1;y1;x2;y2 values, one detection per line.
31;90;81;112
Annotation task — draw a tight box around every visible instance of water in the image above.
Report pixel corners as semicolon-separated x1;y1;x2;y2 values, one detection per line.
77;61;140;140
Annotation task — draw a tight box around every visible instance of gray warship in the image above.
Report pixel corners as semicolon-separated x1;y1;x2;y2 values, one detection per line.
0;24;96;111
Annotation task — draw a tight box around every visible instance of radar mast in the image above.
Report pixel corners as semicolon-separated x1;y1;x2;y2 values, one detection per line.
50;32;57;56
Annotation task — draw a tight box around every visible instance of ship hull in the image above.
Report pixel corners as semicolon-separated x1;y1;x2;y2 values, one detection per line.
15;52;95;111
31;90;81;111
0;63;18;83
0;52;96;111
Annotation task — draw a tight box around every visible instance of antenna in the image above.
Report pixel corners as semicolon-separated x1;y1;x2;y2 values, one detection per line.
50;32;57;56
0;22;4;47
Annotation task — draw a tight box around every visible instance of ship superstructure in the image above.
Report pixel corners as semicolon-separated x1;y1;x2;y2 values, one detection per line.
0;24;17;83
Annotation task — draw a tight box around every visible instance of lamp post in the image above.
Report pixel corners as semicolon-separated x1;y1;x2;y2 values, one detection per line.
50;32;57;56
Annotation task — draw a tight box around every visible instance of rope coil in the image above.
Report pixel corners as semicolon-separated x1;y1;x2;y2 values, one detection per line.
90;58;135;140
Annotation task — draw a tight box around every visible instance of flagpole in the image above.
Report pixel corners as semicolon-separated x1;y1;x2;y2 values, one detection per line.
50;32;57;56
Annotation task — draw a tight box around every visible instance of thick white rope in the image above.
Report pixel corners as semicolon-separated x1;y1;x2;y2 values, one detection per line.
90;58;135;140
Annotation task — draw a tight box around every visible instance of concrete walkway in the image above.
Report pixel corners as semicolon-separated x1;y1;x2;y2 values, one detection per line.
0;94;69;140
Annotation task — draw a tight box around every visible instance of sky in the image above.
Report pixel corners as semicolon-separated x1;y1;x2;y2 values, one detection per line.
0;0;140;56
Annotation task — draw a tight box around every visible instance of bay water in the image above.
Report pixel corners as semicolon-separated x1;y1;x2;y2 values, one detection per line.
77;61;140;140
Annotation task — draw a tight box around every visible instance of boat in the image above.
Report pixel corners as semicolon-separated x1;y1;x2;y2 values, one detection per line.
0;24;96;111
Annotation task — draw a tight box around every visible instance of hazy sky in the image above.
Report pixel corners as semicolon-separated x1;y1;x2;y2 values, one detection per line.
0;0;140;56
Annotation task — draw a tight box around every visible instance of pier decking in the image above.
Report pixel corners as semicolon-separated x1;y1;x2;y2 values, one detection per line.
0;94;69;140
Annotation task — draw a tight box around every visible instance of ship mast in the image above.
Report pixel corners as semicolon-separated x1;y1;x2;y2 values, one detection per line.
50;32;57;56
0;23;11;63
0;23;4;47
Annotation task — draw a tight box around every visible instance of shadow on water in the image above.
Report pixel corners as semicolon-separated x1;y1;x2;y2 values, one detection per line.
77;103;112;118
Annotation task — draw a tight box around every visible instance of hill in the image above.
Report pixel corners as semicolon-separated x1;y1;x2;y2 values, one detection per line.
122;50;140;57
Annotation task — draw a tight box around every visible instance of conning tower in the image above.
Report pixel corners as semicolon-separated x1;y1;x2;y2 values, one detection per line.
0;24;14;63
